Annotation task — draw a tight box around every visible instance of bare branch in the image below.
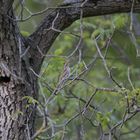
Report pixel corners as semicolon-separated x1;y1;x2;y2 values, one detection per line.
26;0;140;72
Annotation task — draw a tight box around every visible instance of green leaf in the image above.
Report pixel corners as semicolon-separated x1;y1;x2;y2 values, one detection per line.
20;30;30;37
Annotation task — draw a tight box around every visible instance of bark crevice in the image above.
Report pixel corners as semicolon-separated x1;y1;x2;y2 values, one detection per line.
0;76;10;83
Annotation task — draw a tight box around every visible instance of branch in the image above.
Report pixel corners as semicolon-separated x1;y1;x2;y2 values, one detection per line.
27;0;140;73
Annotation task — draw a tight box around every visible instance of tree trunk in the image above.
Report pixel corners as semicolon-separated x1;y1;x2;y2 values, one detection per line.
0;9;38;140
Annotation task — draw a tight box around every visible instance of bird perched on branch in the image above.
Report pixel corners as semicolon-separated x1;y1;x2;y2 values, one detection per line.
53;60;71;95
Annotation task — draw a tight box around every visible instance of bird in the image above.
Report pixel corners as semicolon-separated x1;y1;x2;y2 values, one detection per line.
53;60;71;95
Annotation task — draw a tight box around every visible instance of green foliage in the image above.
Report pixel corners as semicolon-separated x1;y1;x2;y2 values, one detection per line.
20;30;30;37
113;14;128;29
22;96;39;108
39;14;140;139
17;1;140;139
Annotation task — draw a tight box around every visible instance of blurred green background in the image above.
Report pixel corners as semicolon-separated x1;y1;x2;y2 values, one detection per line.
14;0;140;139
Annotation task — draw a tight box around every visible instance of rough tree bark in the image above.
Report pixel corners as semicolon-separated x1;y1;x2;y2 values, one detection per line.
0;0;140;139
0;5;37;139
